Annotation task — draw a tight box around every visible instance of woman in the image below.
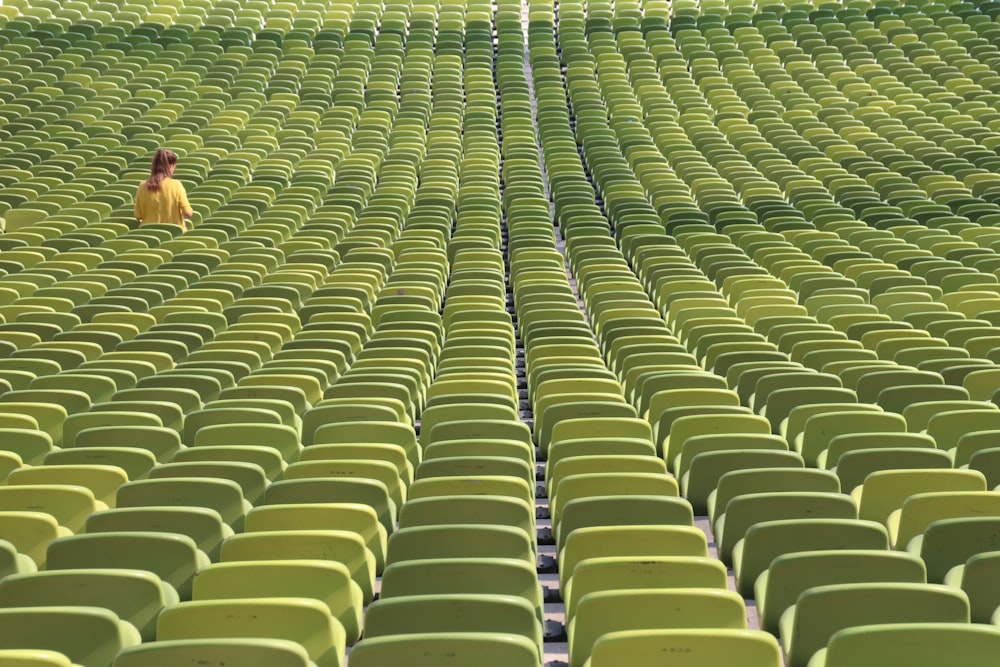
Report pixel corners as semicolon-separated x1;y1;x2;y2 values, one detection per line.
133;148;194;231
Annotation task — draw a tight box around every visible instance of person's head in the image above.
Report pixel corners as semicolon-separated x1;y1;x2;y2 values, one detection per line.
146;148;178;191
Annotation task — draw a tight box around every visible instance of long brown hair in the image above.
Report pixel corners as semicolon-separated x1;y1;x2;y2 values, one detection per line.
146;148;177;192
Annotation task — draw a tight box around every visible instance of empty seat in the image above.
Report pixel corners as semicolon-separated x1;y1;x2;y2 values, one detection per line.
811;623;1000;667
156;599;345;667
782;583;970;667
586;629;782;667
0;607;141;667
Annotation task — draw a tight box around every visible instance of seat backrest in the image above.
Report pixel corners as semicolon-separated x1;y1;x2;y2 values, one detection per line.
379;558;542;619
0;606;140;667
220;531;373;604
264;478;396;534
893;492;1000;549
50;508;205;589
155;598;343;667
718;492;857;563
116;478;248;530
363;595;541;653
736;518;889;598
557;496;695;549
787;583;970;667
385;525;534;567
760;550;926;635
821;623;1000;667
565;556;727;620
587;629;781;667
347;634;540;667
193;560;361;644
86;506;230;562
856;469;987;524
570;589;746;667
112;638;315;667
799;411;906;466
0;569;175;641
712;469;840;522
0;486;102;533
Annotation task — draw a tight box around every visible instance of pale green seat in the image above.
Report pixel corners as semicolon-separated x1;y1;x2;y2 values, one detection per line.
219;530;375;604
781;583;970;667
853;470;987;526
0;429;53;465
548;455;665;497
683;450;805;514
245;504;386;574
116;477;251;531
44;449;157;482
0;486;105;533
156;598;345;667
835;448;953;493
379;558;543;622
263;479;396;536
300;444;411;485
810;623;1000;667
114;639;317;667
556;496;694;547
148;461;268;506
46;532;209;601
585;629;781;667
715;492;857;564
194;561;363;644
734;518;889;598
363;594;543;659
0;569;177;641
398;496;534;544
569;589;747;667
558;526;709;598
73;425;181;462
0;606;141;667
756;550;927;634
7;465;127;508
707;468;840;524
348;633;540;667
386;525;535;566
907;513;1000;584
195;423;302;463
551;473;679;531
565;556;727;621
85;506;232;562
283;460;404;510
891;492;1000;550
0;513;68;568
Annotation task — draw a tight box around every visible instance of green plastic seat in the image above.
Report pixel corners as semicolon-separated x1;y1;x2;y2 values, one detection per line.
0;569;177;641
811;623;1000;667
348;633;540;667
194;561;363;644
781;583;970;667
364;594;543;659
0;606;141;667
569;589;747;667
733;518;889;597
156;598;345;667
113;639;316;667
585;629;782;667
46;532;209;600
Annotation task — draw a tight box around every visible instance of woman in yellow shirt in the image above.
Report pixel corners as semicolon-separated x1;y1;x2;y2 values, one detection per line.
133;148;194;231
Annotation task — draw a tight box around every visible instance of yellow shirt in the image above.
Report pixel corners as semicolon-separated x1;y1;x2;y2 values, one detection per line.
134;177;193;229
